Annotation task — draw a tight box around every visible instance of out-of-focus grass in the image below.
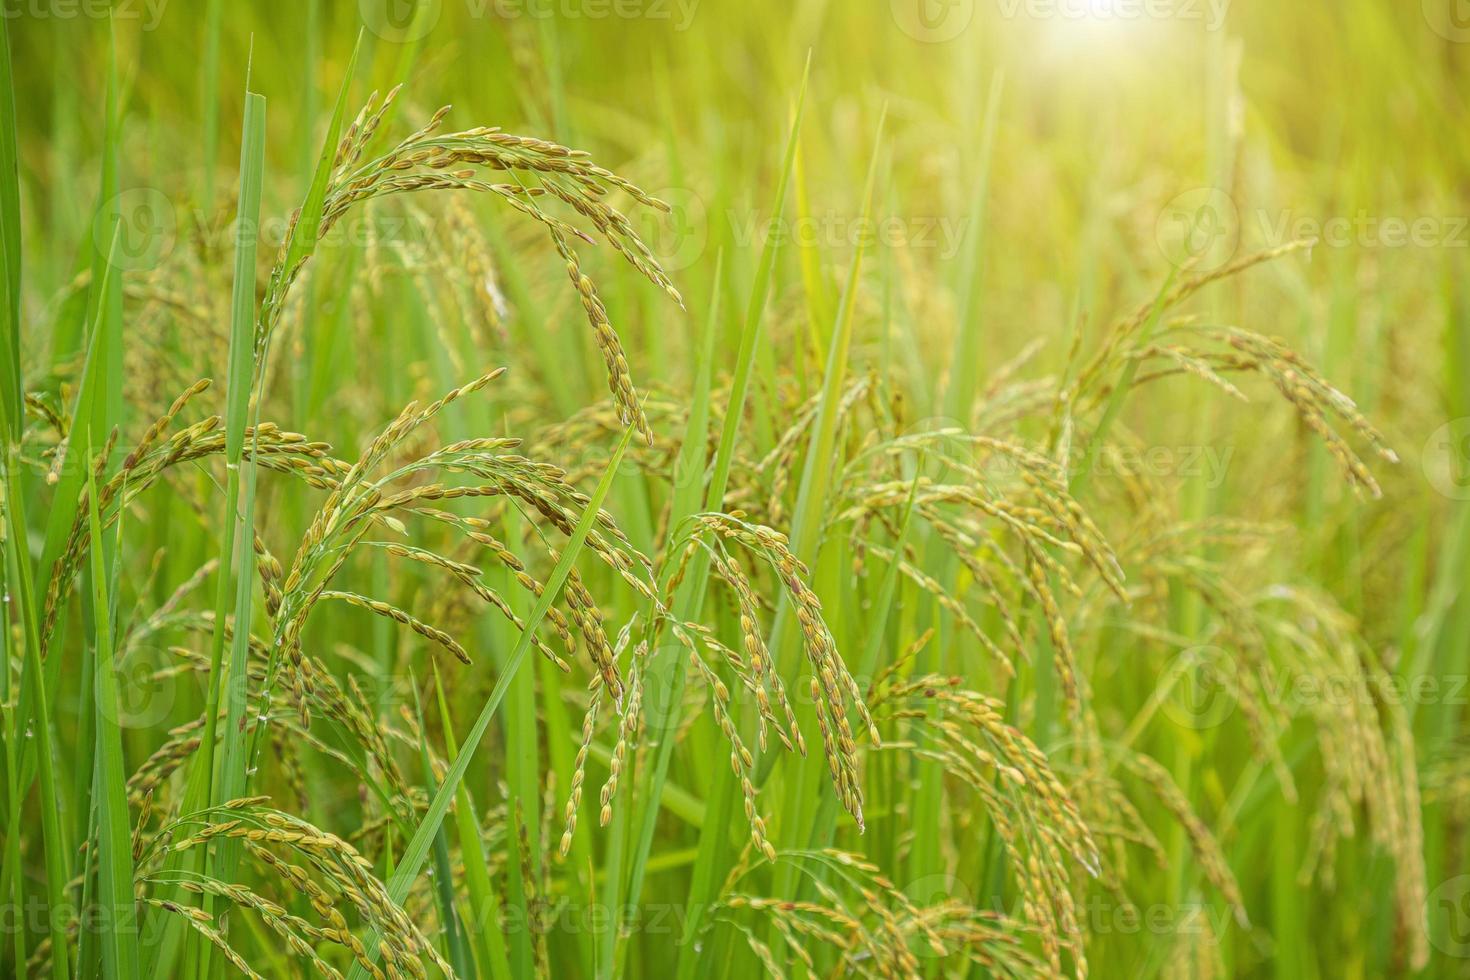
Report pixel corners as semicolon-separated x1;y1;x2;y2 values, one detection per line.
1;1;1467;978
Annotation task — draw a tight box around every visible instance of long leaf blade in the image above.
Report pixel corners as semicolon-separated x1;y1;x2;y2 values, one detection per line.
85;440;140;980
345;425;634;980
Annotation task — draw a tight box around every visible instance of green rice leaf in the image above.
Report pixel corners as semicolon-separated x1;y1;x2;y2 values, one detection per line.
345;424;634;980
85;439;140;980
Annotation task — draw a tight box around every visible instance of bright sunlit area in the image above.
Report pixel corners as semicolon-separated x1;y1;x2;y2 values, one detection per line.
0;0;1466;978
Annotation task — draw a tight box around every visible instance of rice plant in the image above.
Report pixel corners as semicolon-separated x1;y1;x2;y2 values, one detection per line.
0;2;1466;978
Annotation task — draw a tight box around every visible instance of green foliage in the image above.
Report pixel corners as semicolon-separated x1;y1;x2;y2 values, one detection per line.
0;5;1463;980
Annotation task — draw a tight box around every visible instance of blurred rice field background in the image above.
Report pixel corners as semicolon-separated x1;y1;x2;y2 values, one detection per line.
1;0;1469;977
